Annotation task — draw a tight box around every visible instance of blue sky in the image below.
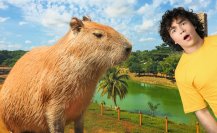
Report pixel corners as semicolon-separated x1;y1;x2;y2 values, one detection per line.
0;0;217;51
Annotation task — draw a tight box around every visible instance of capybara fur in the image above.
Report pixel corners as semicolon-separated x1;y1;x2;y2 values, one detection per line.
0;16;132;133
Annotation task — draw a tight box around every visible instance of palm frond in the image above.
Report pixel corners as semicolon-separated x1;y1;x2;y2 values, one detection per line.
97;67;129;106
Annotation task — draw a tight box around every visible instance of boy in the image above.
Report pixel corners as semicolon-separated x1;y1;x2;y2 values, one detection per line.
159;7;217;132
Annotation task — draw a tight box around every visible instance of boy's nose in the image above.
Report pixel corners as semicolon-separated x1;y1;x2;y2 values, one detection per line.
179;29;185;34
179;26;185;34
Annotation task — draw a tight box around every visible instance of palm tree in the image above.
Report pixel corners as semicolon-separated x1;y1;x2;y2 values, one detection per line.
98;67;129;107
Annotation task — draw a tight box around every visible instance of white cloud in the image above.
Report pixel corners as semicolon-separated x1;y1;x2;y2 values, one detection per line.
0;2;8;9
0;16;9;23
136;20;155;32
6;0;30;7
139;38;156;42
0;40;23;50
137;4;150;15
104;5;134;18
5;1;70;29
152;0;167;7
184;0;192;4
170;0;212;11
40;9;71;28
48;39;56;44
216;1;217;10
2;0;217;51
211;32;217;35
25;40;32;44
3;0;136;36
19;21;28;25
0;44;22;50
168;0;179;5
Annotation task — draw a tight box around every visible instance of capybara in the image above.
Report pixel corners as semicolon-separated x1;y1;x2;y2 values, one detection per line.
0;16;132;133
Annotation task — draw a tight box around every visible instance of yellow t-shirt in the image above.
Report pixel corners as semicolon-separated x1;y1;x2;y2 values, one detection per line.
175;34;217;116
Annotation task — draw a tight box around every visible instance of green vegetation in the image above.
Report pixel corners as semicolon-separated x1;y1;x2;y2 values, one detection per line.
0;43;182;78
64;102;205;133
125;43;181;78
0;50;27;67
98;67;129;107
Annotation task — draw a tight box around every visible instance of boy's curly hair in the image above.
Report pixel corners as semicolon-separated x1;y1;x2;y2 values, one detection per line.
159;7;205;51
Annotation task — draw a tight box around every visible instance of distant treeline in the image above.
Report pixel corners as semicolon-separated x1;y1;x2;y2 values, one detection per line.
123;43;182;78
0;50;27;67
0;43;182;77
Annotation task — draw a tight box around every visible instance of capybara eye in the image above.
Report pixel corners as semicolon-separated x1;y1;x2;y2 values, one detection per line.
93;30;103;38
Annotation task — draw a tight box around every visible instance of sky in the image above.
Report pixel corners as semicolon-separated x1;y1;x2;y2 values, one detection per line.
0;0;217;51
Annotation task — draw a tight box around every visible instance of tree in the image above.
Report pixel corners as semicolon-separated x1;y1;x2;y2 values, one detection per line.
129;62;144;76
127;51;146;76
148;102;160;117
98;67;129;107
159;54;181;77
0;50;26;67
143;60;158;75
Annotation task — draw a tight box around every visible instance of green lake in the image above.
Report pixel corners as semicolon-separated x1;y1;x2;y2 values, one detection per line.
93;79;198;124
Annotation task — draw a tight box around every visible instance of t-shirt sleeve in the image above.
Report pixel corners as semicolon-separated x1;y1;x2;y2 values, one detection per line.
176;81;207;114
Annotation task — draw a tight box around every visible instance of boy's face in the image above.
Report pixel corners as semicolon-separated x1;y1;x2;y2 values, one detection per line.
168;17;200;50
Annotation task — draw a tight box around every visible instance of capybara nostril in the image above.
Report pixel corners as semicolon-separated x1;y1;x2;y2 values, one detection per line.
125;46;132;54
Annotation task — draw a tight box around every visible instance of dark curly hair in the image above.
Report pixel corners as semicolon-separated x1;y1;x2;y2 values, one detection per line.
159;7;205;51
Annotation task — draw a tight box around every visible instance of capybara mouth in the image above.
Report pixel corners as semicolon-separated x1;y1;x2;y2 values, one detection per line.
113;53;131;66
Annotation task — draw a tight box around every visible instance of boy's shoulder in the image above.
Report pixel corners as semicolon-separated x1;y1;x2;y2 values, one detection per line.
205;34;217;45
206;34;217;40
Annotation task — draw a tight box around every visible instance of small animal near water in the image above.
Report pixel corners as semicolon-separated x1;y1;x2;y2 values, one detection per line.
0;16;132;133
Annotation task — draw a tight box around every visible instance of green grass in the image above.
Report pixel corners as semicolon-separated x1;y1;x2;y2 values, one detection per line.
64;102;205;133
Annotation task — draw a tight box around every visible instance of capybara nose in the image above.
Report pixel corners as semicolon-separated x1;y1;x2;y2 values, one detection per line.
125;45;132;54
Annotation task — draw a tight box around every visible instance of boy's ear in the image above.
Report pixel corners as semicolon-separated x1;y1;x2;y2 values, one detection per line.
70;17;84;33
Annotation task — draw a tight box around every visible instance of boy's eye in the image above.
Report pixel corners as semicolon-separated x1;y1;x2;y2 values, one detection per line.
171;29;176;34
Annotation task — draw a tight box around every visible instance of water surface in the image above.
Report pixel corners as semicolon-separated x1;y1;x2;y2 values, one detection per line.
93;80;197;124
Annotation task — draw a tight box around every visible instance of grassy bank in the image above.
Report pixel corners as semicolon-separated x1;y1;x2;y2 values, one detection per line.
128;72;177;88
64;102;204;133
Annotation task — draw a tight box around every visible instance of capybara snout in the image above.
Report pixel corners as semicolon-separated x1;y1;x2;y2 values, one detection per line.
0;16;132;133
124;43;132;55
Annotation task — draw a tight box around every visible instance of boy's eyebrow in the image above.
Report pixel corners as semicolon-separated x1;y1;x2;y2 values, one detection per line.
177;18;186;24
168;18;186;32
168;25;176;32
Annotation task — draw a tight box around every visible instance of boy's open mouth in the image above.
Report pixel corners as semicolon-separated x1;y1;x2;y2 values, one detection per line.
183;35;190;40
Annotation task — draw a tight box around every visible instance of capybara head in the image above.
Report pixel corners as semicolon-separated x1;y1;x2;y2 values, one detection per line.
66;16;132;69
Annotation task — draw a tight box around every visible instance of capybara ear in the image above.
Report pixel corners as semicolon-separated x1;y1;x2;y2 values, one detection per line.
70;17;84;32
82;16;91;21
